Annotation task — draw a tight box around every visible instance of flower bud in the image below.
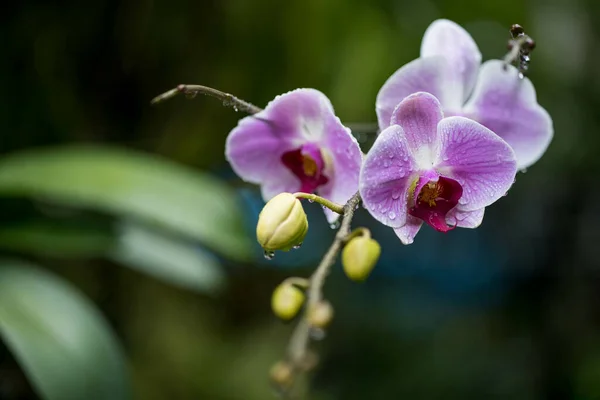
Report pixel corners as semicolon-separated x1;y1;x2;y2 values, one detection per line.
269;361;294;389
257;193;308;252
342;236;381;282
271;283;305;321
308;301;334;329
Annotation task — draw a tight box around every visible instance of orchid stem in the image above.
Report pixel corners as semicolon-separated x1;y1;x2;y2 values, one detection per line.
293;193;344;215
284;191;361;379
151;84;263;114
344;227;371;242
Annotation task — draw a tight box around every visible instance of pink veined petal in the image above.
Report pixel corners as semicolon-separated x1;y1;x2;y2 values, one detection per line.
376;57;450;130
394;216;423;245
420;19;482;106
390;92;443;167
317;116;363;223
462;60;554;170
359;125;417;229
435;116;517;212
225;88;344;201
445;207;485;229
226;114;299;199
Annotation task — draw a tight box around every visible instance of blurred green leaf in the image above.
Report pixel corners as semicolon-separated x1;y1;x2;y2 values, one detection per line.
0;261;130;400
110;221;225;294
0;146;252;260
0;221;114;257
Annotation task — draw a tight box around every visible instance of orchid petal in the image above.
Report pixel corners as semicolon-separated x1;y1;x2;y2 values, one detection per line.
318;120;363;223
445;207;485;229
359;125;417;228
390;92;443;167
394;216;423;245
420;19;482;106
436;116;517;211
226;114;299;199
376;57;450;130
463;60;553;170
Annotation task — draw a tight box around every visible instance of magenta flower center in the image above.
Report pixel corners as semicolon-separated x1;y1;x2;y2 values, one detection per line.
281;144;329;193
408;176;463;232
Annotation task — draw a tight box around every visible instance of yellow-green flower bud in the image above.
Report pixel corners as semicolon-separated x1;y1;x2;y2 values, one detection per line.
257;193;308;252
308;301;334;329
271;283;305;321
269;361;294;389
342;236;381;282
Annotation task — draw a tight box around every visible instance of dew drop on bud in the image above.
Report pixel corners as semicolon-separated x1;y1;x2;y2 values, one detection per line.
292;243;302;250
264;250;275;260
308;198;314;203
329;220;340;229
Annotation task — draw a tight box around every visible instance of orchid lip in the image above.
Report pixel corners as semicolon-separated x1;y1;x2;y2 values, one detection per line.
281;143;329;193
408;175;463;232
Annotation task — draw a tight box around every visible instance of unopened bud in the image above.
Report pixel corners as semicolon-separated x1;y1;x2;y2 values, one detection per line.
271;283;305;321
269;361;294;389
257;193;308;252
342;236;381;282
308;301;334;329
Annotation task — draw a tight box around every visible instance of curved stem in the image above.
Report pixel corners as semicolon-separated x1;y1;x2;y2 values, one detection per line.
286;191;361;366
151;84;263;114
293;192;344;215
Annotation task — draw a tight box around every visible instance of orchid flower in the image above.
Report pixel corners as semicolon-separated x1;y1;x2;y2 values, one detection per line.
360;92;517;244
376;19;553;170
226;88;363;222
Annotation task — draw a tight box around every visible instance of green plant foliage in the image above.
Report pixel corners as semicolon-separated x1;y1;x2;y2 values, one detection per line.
109;221;225;294
0;220;115;257
0;261;130;400
0;146;252;260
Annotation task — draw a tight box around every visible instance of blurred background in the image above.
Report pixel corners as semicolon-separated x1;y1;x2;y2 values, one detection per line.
1;0;598;399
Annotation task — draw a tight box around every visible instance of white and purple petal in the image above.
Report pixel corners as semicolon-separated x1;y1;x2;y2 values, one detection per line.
462;60;553;170
376;57;450;130
318;116;363;222
394;216;423;245
420;19;482;106
359;125;417;228
445;207;485;229
435;116;517;212
390;92;443;167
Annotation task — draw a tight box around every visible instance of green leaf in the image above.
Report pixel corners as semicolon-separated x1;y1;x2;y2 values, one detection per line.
0;146;251;260
0;221;114;257
110;221;225;294
0;261;130;400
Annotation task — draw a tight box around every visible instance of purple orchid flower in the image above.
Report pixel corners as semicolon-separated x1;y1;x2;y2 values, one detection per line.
360;92;517;244
226;88;363;222
376;19;553;170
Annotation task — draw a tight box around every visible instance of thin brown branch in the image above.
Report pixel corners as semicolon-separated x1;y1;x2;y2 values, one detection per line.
286;191;362;368
151;84;263;114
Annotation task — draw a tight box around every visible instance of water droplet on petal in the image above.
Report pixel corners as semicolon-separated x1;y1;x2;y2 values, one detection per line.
391;190;401;200
264;250;275;260
388;211;396;220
